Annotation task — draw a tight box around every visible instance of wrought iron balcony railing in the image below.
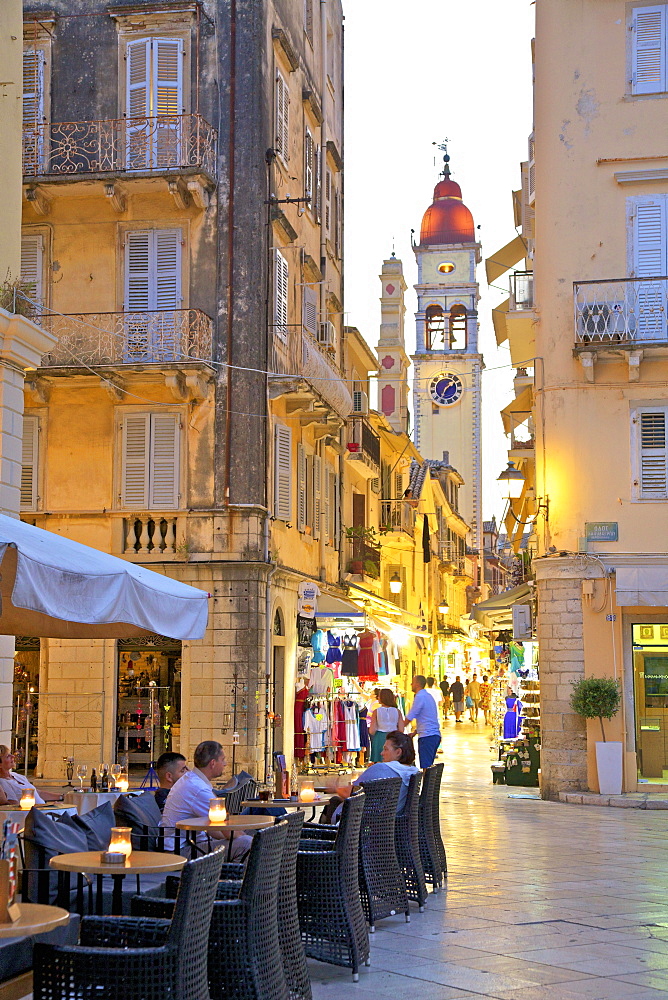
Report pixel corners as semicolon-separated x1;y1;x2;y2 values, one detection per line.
510;270;534;311
40;309;213;367
347;417;381;469
346;540;380;579
380;499;415;536
269;328;352;418
23;114;218;178
574;277;668;345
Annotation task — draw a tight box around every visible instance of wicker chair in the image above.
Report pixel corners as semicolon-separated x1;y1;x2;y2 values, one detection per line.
430;762;448;882
33;847;225;1000
223;780;258;816
394;771;427;910
133;822;290;1000
357;777;410;932
296;791;369;981
418;764;446;891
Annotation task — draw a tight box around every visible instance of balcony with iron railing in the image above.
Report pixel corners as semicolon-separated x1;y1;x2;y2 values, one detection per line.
23;114;218;180
574;277;668;347
39;309;213;368
380;499;416;543
346;417;381;478
269;326;352;418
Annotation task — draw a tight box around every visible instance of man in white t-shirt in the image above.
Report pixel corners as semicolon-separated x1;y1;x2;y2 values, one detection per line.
425;677;443;709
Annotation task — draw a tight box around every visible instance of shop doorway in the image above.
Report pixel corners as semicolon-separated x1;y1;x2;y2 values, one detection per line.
13;637;40;774
632;623;668;781
117;637;182;772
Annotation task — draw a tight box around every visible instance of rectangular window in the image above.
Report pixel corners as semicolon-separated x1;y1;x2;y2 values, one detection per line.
23;47;45;172
121;412;180;509
274;423;292;521
275;71;289;162
304;128;314;203
631;5;667;94
302;284;318;335
20;415;39;511
20;234;44;308
125;37;184;169
274;249;289;342
297;444;307;531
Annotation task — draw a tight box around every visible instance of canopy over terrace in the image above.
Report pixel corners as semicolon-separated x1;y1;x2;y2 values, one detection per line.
0;514;208;640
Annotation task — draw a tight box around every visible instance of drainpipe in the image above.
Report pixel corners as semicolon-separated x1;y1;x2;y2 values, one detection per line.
319;0;327;328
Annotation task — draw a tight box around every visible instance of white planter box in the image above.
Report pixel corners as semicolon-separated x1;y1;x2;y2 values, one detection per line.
595;741;623;795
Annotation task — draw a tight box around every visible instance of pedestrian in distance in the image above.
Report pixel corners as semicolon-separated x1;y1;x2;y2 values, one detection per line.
479;674;492;725
449;676;465;723
425;676;443;712
468;673;481;722
405;674;442;767
439;675;451;719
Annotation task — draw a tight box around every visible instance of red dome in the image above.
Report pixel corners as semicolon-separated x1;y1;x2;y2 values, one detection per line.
419;177;475;246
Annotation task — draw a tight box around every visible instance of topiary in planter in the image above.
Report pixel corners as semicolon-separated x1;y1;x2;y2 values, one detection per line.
570;676;621;742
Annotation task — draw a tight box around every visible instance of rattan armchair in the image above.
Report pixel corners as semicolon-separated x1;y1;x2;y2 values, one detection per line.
419;763;447;890
32;847;225;1000
133;822;290;1000
296;791;369;981
430;761;448;881
357;777;410;932
395;770;427;910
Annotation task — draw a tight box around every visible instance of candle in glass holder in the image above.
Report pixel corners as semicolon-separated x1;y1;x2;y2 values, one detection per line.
208;798;227;824
19;790;35;810
108;826;133;858
299;781;316;802
116;775;129;794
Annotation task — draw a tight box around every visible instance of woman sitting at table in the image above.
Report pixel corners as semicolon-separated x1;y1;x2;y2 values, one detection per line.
321;731;419;823
0;745;63;804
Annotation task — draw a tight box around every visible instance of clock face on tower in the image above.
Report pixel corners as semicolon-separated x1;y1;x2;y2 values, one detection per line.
429;371;463;407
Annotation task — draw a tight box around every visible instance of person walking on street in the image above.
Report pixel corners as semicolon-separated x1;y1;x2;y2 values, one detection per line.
405;675;442;767
439;676;451;720
468;673;481;722
425;676;443;713
479;674;492;725
449;676;465;723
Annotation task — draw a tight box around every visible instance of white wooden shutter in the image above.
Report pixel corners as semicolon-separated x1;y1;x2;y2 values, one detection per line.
332;472;340;548
121;414;150;508
304;128;313;201
639;409;668;497
20;235;44;307
149;413;179;508
23;48;45;172
125;231;151;311
314;145;322;222
126;39;151;169
274;249;289;342
297;444;307;531
154;229;181;309
275;72;289;161
154;39;183;167
125;229;181;311
632;5;667;95
325;169;331;233
20;416;39;511
302;284;318;334
311;454;322;539
274;423;292;520
633;197;667;340
322;465;331;544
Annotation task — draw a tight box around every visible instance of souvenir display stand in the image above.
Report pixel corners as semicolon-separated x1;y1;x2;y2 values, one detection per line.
489;637;541;787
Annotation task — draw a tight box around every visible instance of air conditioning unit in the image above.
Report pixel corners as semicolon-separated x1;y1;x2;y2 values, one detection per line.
318;321;336;350
352;390;368;415
576;302;626;343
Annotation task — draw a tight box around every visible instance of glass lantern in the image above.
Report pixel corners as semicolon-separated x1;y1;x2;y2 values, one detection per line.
19;790;35;810
208;798;228;824
108;826;133;858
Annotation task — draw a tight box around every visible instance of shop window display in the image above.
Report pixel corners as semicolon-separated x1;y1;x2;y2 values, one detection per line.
489;635;541;787
13;637;40;774
632;623;668;781
117;638;181;772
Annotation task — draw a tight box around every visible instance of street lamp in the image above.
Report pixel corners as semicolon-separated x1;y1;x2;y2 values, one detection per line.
438;601;449;614
497;461;525;500
389;572;402;595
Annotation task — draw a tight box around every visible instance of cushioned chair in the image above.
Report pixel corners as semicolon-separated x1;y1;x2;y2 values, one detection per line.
357;777;410;932
394;771;427;910
114;791;182;853
67;800;115;850
132;823;289;1000
21;808;89;906
33;847;225;1000
296;792;369;981
418;764;446;890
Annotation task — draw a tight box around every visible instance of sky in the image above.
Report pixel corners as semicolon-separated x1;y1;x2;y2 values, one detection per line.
342;0;535;523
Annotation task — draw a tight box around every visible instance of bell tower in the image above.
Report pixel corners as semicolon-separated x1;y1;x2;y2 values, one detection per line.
411;148;484;555
376;255;410;435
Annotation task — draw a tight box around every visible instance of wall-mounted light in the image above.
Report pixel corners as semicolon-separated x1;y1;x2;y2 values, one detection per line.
438;602;449;615
497;461;525;500
389;572;402;595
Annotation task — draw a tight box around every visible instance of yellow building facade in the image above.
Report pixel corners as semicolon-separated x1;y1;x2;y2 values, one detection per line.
491;0;668;797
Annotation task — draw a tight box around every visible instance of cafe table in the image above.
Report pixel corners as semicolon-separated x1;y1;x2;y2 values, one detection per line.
63;790;123;816
50;851;185;916
0;902;69;938
0;802;76;834
175;815;273;861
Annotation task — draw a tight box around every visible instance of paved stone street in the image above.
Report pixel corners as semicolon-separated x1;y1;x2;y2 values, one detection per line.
309;720;668;1000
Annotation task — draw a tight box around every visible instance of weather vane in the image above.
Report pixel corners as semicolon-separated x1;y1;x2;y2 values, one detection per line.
432;138;451;178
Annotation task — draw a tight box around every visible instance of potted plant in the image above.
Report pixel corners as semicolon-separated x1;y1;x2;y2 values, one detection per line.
570;676;622;795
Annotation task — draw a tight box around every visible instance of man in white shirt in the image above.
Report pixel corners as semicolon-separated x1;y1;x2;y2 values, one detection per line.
405;676;442;767
425;677;443;709
161;740;252;860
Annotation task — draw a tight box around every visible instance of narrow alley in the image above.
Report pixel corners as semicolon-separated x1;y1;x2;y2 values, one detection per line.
309;720;668;1000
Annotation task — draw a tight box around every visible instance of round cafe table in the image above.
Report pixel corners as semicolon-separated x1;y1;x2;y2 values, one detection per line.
0;902;69;938
50;851;185;916
175;815;273;861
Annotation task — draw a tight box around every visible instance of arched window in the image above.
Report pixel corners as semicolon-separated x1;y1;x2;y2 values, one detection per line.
273;609;284;636
425;305;444;350
448;305;467;348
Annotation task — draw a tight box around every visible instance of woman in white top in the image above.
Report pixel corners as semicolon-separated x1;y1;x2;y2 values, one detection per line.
0;745;62;804
369;688;404;762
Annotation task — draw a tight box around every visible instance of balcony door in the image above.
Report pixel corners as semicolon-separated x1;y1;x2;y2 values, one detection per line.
124;229;182;362
126;38;184;170
633;197;668;342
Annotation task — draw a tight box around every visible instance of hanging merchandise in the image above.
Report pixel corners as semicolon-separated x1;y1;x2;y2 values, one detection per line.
357;629;378;683
298;581;320;618
503;695;522;739
311;628;327;664
342;699;361;751
509;640;525;673
294;681;309;759
309;665;335;695
340;632;359;676
297;614;317;647
325;630;342;664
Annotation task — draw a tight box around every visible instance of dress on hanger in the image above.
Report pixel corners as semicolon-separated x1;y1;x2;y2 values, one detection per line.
294;684;309;759
343;700;361;751
341;633;359;676
311;629;327;664
503;696;522;739
357;630;378;682
325;630;342;664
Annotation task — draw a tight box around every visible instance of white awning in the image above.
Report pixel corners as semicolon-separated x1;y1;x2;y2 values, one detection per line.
0;515;208;639
615;566;668;607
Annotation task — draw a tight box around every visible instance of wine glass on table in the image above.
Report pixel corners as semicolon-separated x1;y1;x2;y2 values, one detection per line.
111;764;122;789
76;764;88;792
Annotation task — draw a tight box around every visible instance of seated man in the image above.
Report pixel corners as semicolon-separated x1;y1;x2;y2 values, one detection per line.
0;745;63;804
160;740;252;861
154;752;188;812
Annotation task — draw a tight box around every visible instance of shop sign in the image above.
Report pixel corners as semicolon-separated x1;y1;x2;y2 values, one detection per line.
585;521;618;542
